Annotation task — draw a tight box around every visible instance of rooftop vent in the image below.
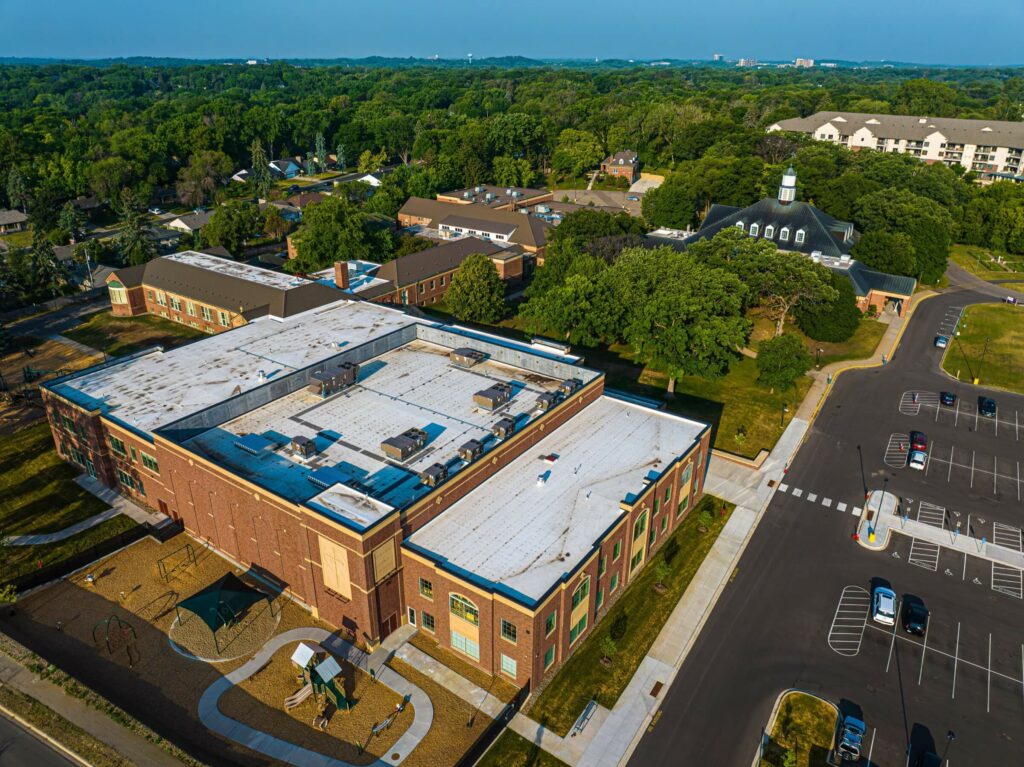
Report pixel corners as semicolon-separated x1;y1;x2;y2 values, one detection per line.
419;463;448;487
257;369;267;381
450;348;486;368
307;362;359;398
558;378;583;397
536;392;557;412
234;433;275;457
458;439;484;462
290;435;316;459
474;382;513;411
536;205;550;214
381;427;428;461
485;192;494;201
492;416;516;440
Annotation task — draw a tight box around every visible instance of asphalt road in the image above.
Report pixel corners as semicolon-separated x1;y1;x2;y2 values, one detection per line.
0;714;76;766
630;285;1024;766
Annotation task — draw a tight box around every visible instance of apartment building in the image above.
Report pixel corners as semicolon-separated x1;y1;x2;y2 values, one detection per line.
769;111;1024;177
105;250;341;333
42;299;710;686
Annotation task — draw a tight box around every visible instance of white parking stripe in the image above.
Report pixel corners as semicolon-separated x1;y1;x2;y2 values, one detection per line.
992;563;1023;599
828;586;870;657
884;432;910;469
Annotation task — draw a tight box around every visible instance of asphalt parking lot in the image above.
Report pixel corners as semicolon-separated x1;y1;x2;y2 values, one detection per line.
631;289;1024;767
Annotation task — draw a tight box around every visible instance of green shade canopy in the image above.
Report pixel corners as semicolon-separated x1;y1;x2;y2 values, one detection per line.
177;572;267;634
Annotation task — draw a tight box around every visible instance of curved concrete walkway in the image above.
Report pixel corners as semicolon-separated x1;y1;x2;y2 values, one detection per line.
197;627;432;767
5;509;121;546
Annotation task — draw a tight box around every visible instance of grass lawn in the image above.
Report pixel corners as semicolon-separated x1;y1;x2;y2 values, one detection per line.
815;319;888;367
940;303;1024;393
477;730;569;767
526;496;734;736
760;692;837;767
0;229;33;249
408;632;519;703
949;244;1024;282
63;310;205;357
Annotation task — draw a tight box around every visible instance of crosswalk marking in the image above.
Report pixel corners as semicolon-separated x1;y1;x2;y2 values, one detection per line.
853;507;862;517
822;497;832;508
792;488;803;498
837;502;847;512
778;483;789;493
807;493;818;502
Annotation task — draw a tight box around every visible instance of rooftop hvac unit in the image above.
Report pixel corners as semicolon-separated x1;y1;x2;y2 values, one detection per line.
511;190;520;198
463;191;472;199
558;378;583;396
840;254;851;263
290;435;316;459
474;382;513;410
307;361;359;398
475;185;485;193
458;439;484;462
450;348;487;368
492;416;516;440
505;188;513;195
536;205;550;214
380;427;428;461
419;463;448;487
536;392;557;412
485;192;494;201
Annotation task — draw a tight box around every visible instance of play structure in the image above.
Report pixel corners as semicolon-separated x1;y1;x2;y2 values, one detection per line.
175;572;270;653
92;614;140;667
157;542;197;582
285;641;350;728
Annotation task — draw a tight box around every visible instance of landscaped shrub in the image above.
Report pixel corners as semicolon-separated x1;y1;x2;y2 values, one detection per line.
795;272;861;342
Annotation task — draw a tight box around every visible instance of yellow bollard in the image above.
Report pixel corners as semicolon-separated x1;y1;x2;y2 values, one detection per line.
868;531;876;543
973;377;979;385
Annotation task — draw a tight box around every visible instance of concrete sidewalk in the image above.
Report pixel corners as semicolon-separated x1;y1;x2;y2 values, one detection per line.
0;651;185;767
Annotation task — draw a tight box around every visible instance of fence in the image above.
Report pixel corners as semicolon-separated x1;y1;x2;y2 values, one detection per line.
8;519;183;593
457;680;531;767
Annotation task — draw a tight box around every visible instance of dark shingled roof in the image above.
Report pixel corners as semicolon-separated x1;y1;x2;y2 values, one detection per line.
366;237;506;296
108;263;148;288
124;253;342;318
837;262;916;298
686;199;857;258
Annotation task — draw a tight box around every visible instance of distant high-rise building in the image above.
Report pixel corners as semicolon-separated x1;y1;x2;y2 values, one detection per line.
794;58;815;68
712;53;724;62
737;58;758;67
820;62;838;68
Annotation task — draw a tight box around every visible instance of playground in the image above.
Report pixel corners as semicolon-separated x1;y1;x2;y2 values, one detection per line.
219;642;409;764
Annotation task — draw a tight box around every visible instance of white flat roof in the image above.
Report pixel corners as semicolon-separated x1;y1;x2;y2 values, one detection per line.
408;396;706;604
51;300;419;433
184;339;565;526
164;250;314;290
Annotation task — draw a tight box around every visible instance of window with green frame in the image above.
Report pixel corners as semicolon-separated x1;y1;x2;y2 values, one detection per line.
610;572;619;593
664;485;672;503
545;610;557;637
544;645;555;669
595;587;604;610
500;619;517;644
612;540;622;561
630;550;643;572
571;576;590;609
569;614;588;645
129;446;137;462
660;515;668;533
653;498;660;515
632;511;647;542
141;453;159;473
109;435;126;456
648;527;656;546
115;468;135;490
449;594;479;626
598;555;606;577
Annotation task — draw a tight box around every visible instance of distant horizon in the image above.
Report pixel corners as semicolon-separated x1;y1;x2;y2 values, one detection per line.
2;0;1022;66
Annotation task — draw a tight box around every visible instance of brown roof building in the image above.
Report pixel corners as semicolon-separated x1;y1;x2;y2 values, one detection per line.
436;185;552;210
397;197;552;254
105;251;342;333
601;150;640;182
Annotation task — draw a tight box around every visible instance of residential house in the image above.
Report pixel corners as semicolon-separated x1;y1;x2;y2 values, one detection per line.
166;210;213;235
600;151;640;183
0;209;29;234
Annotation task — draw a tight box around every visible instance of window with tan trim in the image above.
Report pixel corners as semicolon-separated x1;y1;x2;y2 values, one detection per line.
449;594;479;626
108;286;128;304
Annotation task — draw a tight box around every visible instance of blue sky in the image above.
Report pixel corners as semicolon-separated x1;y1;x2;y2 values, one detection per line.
2;0;1022;65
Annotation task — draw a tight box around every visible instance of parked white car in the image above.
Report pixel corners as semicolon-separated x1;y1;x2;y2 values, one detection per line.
908;450;927;471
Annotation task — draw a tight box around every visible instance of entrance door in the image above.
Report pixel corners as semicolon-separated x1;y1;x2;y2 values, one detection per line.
381;611;399;637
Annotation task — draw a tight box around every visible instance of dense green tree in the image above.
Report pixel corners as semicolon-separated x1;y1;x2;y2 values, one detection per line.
795;272;861;343
262;207;292;241
6;167;28;213
551;129;604;178
315;132;328;173
756;334;813;392
895;79;960;117
445;253;507;323
852;230;917;275
57;202;86;243
113;189;157;266
28;229;69;299
519;270;622;346
176;151;233;208
492;156;534;188
336;144;346;171
87;157;135;201
287;195;380;272
393;235;435;258
249;139;273;200
358;148;388;174
853;188;953;282
204;201;261;256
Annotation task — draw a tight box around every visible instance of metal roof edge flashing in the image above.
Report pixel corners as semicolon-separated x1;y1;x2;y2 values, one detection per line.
43;345;166;393
401;541;540;609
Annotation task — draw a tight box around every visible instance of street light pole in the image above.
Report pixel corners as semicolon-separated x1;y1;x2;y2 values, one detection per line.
816;347;823;368
941;730;956;761
780;403;788;427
